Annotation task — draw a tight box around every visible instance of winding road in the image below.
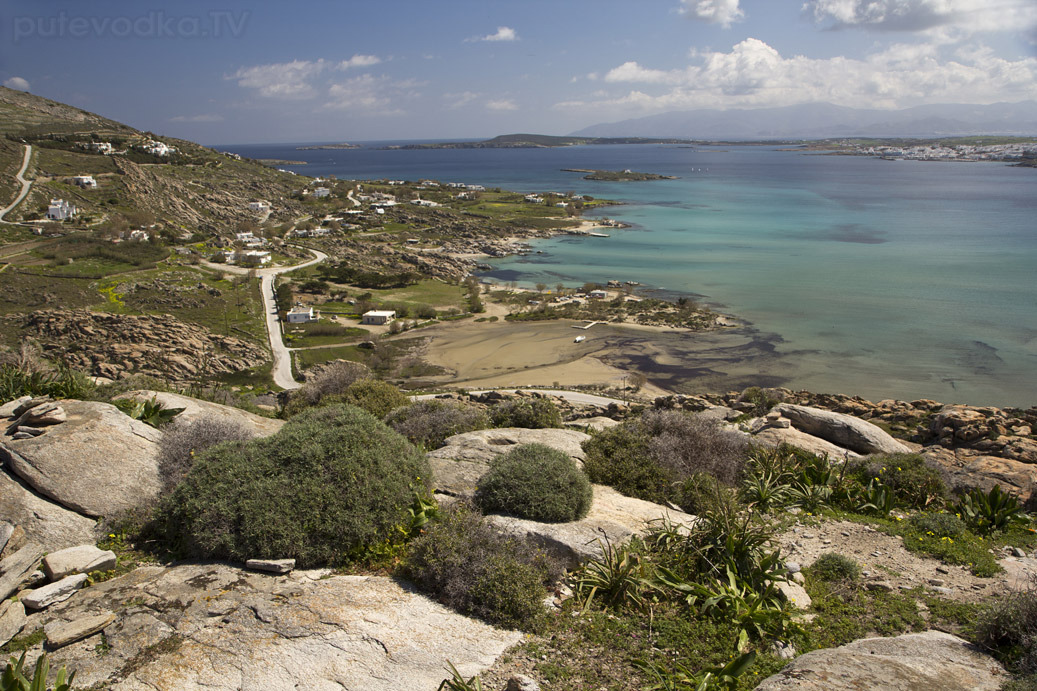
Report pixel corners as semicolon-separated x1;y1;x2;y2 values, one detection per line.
201;247;327;390
0;144;33;222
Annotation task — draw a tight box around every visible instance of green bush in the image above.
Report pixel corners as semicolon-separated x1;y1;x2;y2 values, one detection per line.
846;454;948;510
807;553;861;583
327;379;409;418
154;404;430;567
286;360;372;413
384;399;490;449
476;444;593;523
490;397;562;429
405;503;557;630
157;417;255;494
907;511;966;538
0;363;94;405
582;423;670;505
974;581;1037;675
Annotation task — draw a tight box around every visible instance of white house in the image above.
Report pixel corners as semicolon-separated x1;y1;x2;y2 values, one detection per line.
313;187;331;198
248;201;270;213
410;198;439;207
46;199;76;221
234;249;271;266
287;305;317;323
71;175;97;189
126;229;150;242
142;140;175;156
524;194;544;204
86;142;114;155
361;310;396;325
588;289;608;299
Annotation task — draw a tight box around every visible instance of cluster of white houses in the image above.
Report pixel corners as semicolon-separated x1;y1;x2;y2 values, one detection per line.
286;305;396;327
47;199;76;221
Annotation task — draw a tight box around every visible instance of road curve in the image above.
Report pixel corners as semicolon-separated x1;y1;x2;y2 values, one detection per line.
0;145;33;222
200;246;327;390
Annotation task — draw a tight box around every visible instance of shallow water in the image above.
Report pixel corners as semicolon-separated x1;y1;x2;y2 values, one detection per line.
230;142;1037;406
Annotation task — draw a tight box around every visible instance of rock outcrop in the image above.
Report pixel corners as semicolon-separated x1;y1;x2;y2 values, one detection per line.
774;404;910;456
1;399;162;518
755;630;1007;690
112;390;284;437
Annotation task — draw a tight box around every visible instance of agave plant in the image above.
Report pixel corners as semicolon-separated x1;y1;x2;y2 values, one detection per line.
113;397;184;428
636;641;756;691
856;478;895;517
437;661;481;691
2;652;75;691
572;533;656;613
956;485;1028;535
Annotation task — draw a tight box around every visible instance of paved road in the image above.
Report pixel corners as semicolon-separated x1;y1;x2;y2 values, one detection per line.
0;145;33;222
201;247;327;390
413;388;630;407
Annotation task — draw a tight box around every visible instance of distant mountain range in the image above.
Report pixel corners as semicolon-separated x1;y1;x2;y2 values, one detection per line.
571;102;1037;140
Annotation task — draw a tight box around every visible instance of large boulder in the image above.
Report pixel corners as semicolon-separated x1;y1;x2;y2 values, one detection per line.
775;404;910;456
0;400;161;518
755;631;1007;690
0;468;97;551
487;485;695;568
754;426;862;461
23;564;522;691
112;390;284;438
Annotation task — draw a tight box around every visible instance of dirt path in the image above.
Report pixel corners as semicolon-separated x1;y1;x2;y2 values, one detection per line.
0;144;33;222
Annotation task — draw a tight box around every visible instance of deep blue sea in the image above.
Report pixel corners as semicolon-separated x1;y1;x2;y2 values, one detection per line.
227;141;1037;407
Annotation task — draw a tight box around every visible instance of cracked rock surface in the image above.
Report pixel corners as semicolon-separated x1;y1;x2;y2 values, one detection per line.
20;563;521;690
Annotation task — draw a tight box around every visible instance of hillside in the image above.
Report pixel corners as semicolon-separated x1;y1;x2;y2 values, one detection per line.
382;133;694;149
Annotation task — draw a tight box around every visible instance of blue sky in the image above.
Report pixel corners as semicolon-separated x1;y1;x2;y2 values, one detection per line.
2;0;1035;144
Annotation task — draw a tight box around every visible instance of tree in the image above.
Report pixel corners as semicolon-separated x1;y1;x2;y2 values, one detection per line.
535;282;547;294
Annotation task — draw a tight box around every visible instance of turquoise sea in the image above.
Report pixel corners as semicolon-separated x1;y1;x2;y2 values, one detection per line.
229;142;1036;407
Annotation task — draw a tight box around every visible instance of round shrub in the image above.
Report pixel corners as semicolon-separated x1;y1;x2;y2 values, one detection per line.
327;379;409;418
476;443;593;523
405;503;558;630
384;399;490;449
490;397;562;429
583;423;670;505
156;404;430;567
847;453;948;510
808;553;861;583
285;360;372;415
908;511;966;538
157;417;255;493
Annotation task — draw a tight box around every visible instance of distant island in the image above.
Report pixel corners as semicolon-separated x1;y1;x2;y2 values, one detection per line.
296;143;361;150
257;159;307;166
562;168;677;181
380;133;696;150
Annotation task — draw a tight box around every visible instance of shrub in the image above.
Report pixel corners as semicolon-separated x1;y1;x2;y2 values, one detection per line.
405;503;557;630
846;454;947;510
326;379;409;419
582;410;749;511
956;485;1028;535
154;404;429;567
291;360;372;409
475;444;593;523
974;578;1037;675
808;553;861;583
385;399;490;449
490;397;561;429
907;511;966;538
0;362;94;405
157;417;255;493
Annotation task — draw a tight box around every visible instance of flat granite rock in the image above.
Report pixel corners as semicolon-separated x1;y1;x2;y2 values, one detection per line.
29;564;522;691
43;545;117;581
0;468;98;551
112;390;284;438
487;485;696;568
755;630;1007;690
0;400;162;518
753;426;862;461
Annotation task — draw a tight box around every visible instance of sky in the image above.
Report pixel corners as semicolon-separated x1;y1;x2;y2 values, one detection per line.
1;0;1035;144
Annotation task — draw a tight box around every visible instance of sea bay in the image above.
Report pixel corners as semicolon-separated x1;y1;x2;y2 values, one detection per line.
230;142;1037;406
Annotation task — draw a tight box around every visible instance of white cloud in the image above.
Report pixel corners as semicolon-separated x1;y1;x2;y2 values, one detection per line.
485;99;518;111
468;26;518;42
169;114;224;123
229;60;326;99
3;76;30;91
324;74;418;114
804;0;1037;34
338;54;382;70
679;0;744;27
556;37;1037;112
444;91;479;109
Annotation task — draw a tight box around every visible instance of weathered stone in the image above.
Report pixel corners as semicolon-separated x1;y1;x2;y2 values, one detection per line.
0;468;98;551
0;400;162;518
0;521;12;554
776;580;812;610
0;599;26;648
754;426;862;461
430;427;591;466
755;631;1007;690
34;564;521;691
10;397;51;419
45;612;116;649
924;450;1037;503
0;396;32;418
775;404;910;455
486;485;695;568
563;417;620;432
43;545;117;581
0;543;44;601
506;675;541;691
245;558;295;574
21;573;88;610
112;390;285;438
